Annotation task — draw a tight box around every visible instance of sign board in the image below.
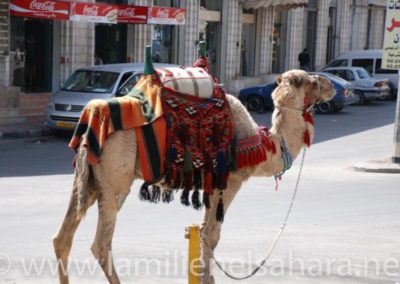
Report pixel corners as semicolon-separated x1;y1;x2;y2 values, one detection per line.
147;7;186;25
117;5;147;24
70;2;118;24
9;0;70;21
382;0;400;69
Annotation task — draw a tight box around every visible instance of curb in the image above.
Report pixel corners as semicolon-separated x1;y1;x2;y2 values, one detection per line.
353;160;400;174
0;127;52;140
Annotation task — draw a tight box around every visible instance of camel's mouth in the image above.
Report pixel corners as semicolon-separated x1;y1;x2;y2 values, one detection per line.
312;76;335;103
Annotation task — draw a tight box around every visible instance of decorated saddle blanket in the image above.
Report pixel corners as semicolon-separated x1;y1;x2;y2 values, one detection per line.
160;82;235;209
69;74;167;183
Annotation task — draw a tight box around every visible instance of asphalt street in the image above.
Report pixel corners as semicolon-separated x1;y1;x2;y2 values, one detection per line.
0;100;399;284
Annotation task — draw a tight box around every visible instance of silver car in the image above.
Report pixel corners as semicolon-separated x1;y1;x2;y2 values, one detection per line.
322;66;390;104
45;63;174;132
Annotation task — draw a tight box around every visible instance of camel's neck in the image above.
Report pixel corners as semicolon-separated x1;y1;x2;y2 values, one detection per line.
254;107;313;177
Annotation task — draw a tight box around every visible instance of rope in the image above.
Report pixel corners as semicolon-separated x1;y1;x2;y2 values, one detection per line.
211;147;307;280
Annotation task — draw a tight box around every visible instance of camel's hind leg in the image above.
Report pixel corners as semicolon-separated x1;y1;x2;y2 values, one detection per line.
53;178;97;284
201;174;244;284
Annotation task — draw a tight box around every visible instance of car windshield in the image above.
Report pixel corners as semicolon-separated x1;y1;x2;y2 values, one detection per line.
356;68;371;79
62;70;119;93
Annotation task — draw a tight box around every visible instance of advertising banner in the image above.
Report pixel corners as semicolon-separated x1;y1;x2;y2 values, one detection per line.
70;2;118;24
147;7;186;25
382;0;400;69
10;0;70;21
117;5;147;24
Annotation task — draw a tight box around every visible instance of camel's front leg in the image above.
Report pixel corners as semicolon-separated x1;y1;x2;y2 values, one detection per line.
200;174;244;284
90;130;137;284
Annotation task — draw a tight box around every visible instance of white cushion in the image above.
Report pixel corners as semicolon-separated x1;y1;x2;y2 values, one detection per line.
157;67;215;98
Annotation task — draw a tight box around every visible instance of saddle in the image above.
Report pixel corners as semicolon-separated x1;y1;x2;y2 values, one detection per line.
70;64;273;221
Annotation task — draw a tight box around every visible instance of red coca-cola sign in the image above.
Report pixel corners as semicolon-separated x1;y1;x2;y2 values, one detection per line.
70;2;118;24
147;7;186;25
10;0;70;20
117;5;147;24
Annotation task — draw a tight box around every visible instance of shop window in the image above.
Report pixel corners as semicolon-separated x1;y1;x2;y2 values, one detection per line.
152;25;176;63
199;21;221;75
10;17;53;93
95;24;127;64
201;0;222;10
241;9;256;77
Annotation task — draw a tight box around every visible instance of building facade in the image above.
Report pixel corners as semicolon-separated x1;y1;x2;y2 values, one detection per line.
0;0;388;123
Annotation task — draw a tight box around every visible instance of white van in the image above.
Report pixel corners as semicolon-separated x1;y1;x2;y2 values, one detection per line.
324;49;398;98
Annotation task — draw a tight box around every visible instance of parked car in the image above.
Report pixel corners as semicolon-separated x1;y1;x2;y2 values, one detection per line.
238;72;355;114
45;63;174;132
238;82;276;112
324;49;397;99
309;72;357;113
322;66;390;104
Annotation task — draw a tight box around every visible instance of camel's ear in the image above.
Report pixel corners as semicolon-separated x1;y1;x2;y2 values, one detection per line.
276;76;282;85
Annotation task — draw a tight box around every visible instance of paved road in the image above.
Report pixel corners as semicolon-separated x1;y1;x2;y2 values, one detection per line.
0;101;399;283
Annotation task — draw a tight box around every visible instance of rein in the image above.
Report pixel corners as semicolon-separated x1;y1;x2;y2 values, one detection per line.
209;76;320;280
210;147;308;280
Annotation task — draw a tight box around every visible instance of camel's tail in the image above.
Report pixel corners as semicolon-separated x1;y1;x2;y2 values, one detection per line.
74;146;96;219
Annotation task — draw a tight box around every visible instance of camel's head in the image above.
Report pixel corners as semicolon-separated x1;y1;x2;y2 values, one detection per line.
273;70;335;111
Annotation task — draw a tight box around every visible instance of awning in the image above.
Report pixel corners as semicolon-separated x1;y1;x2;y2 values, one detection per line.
241;0;309;10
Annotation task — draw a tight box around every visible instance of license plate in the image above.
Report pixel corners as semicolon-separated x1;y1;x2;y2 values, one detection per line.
56;121;75;129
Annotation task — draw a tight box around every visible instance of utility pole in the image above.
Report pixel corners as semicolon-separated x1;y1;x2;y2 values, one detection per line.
382;0;400;164
394;78;400;163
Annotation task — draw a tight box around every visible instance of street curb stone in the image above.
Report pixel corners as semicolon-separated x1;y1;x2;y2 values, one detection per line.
353;160;400;174
0;127;52;140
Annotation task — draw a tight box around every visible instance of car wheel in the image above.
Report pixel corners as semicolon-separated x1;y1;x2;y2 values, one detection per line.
247;95;263;112
317;101;333;114
354;91;365;105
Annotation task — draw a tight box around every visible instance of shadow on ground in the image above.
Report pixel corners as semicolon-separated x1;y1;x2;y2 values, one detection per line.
252;100;396;144
0;101;396;177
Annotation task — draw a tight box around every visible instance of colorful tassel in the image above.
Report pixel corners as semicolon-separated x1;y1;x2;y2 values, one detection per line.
203;192;210;208
180;190;190;206
304;129;311;147
150;185;161;203
191;189;202;210
216;194;224;222
162;190;174;203
204;172;212;193
194;169;202;190
217;150;227;175
139;183;151;201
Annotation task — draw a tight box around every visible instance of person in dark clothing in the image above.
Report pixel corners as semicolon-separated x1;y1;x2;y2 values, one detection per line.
298;48;310;71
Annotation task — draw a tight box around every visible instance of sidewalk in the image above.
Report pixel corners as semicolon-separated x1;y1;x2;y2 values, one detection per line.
0;120;51;139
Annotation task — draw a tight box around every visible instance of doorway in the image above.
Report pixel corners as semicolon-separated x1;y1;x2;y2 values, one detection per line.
22;19;53;92
95;24;127;64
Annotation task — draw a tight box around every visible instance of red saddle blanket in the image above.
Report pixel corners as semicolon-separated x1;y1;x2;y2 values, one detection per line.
161;83;235;207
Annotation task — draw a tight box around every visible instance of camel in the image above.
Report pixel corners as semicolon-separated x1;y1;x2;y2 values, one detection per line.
53;66;334;284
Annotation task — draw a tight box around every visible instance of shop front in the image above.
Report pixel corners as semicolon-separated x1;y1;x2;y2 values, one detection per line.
199;0;222;76
3;0;187;123
9;0;67;93
150;1;185;64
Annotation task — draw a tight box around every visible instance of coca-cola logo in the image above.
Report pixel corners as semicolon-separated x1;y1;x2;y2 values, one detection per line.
83;5;98;16
118;7;136;17
156;8;169;18
30;0;55;11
